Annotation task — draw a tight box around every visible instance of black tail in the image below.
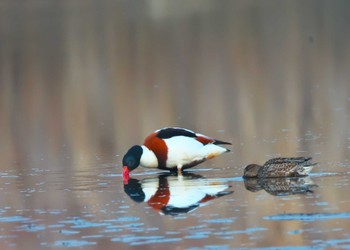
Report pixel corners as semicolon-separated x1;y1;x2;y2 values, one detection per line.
214;139;232;145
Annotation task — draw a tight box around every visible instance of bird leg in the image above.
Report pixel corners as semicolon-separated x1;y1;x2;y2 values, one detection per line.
177;164;183;176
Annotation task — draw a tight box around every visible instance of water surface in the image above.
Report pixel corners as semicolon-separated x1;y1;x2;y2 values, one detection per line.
0;165;349;249
1;1;350;249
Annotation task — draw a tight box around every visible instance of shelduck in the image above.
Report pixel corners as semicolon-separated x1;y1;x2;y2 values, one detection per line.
122;127;231;181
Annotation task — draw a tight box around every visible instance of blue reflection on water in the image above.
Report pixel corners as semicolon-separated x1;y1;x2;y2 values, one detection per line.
15;224;46;232
111;235;182;246
264;212;350;221
0;216;31;223
60;217;111;228
48;240;97;247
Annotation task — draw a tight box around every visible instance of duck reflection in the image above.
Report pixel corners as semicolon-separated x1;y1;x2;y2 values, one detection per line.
124;173;232;215
244;177;317;196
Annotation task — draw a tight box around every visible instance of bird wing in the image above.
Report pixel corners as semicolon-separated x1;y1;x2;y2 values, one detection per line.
265;157;312;165
156;127;231;145
259;162;299;177
156;127;197;139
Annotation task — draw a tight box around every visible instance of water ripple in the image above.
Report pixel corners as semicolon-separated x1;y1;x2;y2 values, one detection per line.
264;212;350;221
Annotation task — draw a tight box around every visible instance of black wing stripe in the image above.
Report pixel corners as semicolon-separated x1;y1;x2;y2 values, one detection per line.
156;128;196;139
213;139;232;145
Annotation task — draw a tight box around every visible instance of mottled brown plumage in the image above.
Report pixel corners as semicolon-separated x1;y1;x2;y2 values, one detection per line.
243;157;317;178
244;176;318;196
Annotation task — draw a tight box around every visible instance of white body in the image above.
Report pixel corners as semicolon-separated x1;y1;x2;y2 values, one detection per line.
140;136;228;170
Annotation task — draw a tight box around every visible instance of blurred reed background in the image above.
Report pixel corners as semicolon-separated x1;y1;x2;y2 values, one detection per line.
1;1;350;172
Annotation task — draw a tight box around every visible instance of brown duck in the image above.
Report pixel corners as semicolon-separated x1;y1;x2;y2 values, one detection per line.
243;157;317;178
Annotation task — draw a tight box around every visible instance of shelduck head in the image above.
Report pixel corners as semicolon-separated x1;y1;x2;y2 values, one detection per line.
122;145;143;181
243;164;260;178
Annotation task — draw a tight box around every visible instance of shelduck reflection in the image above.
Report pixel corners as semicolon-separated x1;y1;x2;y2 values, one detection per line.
244;176;318;196
124;173;233;215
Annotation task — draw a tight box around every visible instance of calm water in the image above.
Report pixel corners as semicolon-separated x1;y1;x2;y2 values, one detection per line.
0;166;350;249
1;1;350;249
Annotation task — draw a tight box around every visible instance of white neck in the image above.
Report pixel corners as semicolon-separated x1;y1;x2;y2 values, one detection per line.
140;145;158;168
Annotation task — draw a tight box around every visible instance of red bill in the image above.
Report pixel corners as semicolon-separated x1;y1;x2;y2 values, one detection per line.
123;166;130;184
